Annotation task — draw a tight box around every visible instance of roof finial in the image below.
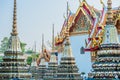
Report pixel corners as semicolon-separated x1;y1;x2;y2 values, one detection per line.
52;24;55;51
11;0;18;36
106;0;113;25
64;2;72;57
65;1;70;46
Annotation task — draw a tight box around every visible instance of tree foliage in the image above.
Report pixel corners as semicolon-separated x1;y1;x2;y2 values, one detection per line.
25;49;34;54
26;54;39;65
26;56;32;65
0;37;9;53
0;37;27;53
20;42;27;53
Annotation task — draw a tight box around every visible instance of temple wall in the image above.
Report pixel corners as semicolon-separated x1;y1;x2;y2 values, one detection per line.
70;35;92;75
57;35;120;75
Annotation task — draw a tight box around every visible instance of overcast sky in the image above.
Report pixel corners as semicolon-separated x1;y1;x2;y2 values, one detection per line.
0;0;119;51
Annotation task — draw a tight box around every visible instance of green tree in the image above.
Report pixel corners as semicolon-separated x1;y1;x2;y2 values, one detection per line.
26;53;39;65
25;48;34;54
26;56;32;65
0;37;9;53
26;48;39;65
0;37;27;53
20;42;27;53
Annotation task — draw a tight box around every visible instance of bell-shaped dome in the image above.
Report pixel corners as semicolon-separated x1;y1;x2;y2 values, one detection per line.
7;35;21;52
102;24;119;44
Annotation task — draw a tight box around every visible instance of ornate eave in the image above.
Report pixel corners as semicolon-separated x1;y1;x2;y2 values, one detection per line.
55;1;98;46
55;14;75;46
86;9;120;51
69;1;97;33
55;2;120;54
69;7;92;32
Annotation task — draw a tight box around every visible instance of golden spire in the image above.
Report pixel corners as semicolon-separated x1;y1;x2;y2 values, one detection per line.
65;29;70;45
52;24;55;51
11;0;18;36
62;1;73;57
106;0;113;25
42;34;44;53
66;1;70;44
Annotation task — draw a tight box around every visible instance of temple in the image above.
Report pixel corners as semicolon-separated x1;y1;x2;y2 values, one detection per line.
55;0;120;79
37;34;47;80
55;27;82;79
30;46;37;79
55;0;120;62
0;0;31;79
54;2;82;79
88;0;120;79
0;0;120;80
44;24;58;80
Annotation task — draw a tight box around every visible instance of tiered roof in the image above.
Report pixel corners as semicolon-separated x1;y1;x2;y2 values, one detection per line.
55;0;120;54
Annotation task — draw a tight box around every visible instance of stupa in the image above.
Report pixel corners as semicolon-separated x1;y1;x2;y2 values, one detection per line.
0;0;31;79
54;2;82;80
89;0;120;79
30;45;37;79
37;34;47;80
44;25;58;80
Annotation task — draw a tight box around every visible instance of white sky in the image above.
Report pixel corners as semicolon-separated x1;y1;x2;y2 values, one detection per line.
0;0;119;51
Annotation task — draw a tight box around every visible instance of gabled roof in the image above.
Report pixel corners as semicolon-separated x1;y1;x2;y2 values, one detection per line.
55;1;101;46
85;7;120;51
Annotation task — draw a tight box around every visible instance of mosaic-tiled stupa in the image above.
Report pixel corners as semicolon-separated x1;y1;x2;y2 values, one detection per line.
89;0;120;79
44;25;58;80
0;0;31;79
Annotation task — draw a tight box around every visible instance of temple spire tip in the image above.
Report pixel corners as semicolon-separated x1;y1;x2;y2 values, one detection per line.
106;0;113;25
11;0;18;36
42;34;44;53
52;24;55;51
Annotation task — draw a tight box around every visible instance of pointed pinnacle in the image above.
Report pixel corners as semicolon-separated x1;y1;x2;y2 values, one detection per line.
106;0;113;25
52;24;55;51
11;0;18;36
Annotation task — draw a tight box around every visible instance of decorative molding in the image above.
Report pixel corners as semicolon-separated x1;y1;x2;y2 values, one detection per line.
72;13;90;33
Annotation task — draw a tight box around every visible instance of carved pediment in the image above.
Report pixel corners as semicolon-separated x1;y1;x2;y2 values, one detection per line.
72;13;90;33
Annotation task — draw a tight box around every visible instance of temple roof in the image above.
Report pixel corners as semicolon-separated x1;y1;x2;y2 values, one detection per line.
55;0;120;53
85;0;120;51
55;1;101;46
